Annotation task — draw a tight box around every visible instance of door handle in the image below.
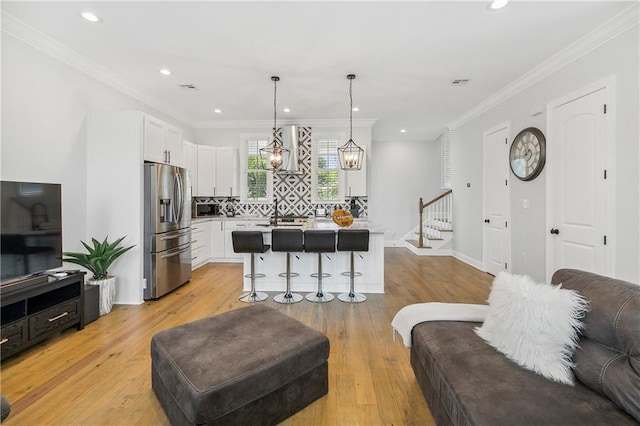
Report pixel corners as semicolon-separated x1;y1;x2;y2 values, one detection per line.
160;231;191;241
550;228;560;235
484;219;490;223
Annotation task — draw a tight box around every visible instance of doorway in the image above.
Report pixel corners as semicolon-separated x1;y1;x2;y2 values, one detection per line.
483;123;511;276
546;78;614;280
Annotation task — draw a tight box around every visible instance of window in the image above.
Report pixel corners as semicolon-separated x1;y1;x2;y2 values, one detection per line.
441;129;452;189
241;137;272;202
312;136;343;202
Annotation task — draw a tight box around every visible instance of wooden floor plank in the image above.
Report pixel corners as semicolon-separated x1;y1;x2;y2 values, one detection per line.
1;248;492;425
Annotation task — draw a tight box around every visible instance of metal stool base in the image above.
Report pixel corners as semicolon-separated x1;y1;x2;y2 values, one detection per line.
337;292;367;303
306;292;334;303
239;292;268;303
274;293;303;304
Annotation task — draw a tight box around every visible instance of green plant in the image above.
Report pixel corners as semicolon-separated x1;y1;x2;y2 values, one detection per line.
62;236;135;280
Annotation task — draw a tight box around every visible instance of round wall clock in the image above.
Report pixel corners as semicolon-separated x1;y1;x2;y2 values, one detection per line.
509;127;546;181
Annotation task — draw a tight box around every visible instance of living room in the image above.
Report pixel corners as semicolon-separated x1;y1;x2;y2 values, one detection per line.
1;1;639;424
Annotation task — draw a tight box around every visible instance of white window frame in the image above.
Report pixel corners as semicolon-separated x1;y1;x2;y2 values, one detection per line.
240;133;274;203
311;132;345;203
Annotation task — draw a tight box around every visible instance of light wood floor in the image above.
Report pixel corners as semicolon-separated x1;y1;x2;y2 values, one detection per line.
1;248;492;425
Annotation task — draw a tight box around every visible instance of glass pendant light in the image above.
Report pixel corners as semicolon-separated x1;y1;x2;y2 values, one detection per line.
338;74;364;170
259;76;290;171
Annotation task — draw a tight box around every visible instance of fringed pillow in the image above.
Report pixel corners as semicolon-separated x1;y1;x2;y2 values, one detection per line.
475;272;589;385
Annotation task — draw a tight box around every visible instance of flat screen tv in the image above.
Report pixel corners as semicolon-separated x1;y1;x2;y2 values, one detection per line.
1;181;62;285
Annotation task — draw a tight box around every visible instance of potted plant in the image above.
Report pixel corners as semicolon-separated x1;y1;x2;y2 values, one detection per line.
62;236;134;315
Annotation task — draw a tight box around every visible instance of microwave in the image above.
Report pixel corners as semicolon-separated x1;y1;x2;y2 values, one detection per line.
193;202;220;217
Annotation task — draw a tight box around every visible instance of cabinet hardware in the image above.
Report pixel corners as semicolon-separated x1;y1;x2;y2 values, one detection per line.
550;228;560;235
48;312;69;322
0;338;8;345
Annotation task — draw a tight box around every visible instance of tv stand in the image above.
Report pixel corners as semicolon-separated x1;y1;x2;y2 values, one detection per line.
1;272;85;359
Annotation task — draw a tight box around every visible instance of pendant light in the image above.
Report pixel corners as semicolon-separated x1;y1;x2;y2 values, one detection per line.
259;76;290;171
338;74;364;170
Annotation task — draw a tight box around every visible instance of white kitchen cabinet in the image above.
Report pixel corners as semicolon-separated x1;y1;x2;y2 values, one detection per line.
183;140;198;192
223;221;250;260
195;146;238;197
345;144;367;197
191;221;211;270
143;114;183;166
210;220;225;258
196;145;216;196
215;147;238;197
164;124;184;167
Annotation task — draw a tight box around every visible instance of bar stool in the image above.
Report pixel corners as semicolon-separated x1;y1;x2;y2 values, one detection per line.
304;230;336;303
272;229;304;304
337;229;369;303
232;231;269;303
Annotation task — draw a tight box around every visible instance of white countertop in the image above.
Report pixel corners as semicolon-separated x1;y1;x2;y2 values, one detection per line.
191;216;381;232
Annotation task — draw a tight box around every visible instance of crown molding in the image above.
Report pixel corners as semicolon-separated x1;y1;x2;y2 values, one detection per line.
1;11;196;128
195;118;377;129
447;3;639;130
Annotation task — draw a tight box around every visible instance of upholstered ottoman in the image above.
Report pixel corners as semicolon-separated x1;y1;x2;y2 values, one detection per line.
151;305;330;425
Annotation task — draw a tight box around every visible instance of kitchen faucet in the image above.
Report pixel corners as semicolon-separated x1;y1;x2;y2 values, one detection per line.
272;199;279;225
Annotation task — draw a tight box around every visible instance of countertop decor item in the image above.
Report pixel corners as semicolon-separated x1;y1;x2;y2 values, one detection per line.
62;236;134;315
332;209;354;227
259;76;290;171
509;127;546;181
338;74;364;170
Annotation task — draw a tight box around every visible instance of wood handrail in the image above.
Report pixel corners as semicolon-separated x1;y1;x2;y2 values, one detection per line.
420;189;452;210
418;190;452;248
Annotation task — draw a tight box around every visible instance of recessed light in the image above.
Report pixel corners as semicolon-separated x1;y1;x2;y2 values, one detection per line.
81;11;103;23
214;109;223;114
489;0;509;10
400;129;407;133
283;108;291;113
159;68;172;76
352;107;360;112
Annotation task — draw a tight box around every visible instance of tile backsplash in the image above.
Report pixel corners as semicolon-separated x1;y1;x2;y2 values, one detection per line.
193;126;368;218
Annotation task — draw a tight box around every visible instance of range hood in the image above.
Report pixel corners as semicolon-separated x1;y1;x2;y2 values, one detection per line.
278;125;301;174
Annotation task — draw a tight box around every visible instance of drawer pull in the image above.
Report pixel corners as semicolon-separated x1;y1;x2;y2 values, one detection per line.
0;338;8;345
48;312;69;322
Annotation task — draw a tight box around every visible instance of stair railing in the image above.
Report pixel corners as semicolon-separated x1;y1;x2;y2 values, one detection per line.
418;189;453;248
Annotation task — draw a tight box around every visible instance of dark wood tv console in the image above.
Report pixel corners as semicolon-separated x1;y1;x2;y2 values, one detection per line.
1;272;85;359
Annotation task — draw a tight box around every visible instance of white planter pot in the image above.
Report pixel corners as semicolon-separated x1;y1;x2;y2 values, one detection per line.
88;276;116;315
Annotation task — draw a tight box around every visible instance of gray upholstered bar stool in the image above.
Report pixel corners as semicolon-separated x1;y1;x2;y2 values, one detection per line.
304;230;336;303
232;231;269;303
337;229;369;303
272;229;304;304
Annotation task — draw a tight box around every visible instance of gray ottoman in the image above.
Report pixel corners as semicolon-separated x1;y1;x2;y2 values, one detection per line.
151;305;330;425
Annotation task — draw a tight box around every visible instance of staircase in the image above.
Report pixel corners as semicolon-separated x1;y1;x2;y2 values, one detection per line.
402;190;453;255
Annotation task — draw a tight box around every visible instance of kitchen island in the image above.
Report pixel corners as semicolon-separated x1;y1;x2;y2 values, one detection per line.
238;220;385;294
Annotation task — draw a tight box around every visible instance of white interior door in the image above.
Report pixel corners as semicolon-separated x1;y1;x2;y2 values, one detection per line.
548;86;609;279
483;124;510;276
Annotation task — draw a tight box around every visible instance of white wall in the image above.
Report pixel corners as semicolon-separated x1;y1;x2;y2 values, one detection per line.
370;139;442;243
451;26;639;283
1;35;195;301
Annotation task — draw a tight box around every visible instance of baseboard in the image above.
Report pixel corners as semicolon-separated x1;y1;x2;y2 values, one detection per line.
452;250;484;271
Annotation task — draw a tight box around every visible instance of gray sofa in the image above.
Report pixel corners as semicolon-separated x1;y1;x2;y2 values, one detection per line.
411;269;640;425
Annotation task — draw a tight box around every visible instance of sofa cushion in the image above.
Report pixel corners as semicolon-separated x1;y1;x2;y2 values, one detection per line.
475;272;588;385
552;269;640;422
412;321;638;425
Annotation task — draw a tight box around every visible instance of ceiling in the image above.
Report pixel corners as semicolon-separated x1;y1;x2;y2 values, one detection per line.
1;1;633;141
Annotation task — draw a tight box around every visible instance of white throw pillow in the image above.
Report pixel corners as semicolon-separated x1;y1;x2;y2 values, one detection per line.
475;272;589;385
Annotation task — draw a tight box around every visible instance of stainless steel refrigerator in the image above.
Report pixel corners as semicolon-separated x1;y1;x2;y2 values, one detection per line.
144;163;191;300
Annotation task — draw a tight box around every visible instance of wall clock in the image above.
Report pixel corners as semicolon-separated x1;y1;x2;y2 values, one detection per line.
509;127;546;181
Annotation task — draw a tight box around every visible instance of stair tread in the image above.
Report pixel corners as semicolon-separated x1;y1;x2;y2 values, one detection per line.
407;240;432;249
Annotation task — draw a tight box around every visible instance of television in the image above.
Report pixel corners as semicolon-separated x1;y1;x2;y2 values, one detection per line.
1;181;63;285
